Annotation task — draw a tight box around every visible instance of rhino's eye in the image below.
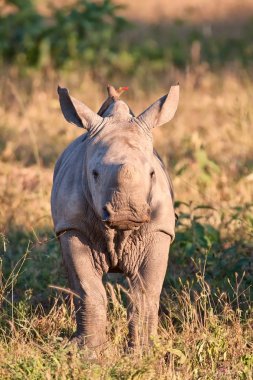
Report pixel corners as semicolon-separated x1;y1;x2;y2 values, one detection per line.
92;169;99;180
150;170;155;179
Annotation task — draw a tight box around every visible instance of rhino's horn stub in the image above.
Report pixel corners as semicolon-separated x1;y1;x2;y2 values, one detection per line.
97;84;133;118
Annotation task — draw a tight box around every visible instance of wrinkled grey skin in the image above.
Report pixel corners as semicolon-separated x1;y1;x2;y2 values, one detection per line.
51;84;179;352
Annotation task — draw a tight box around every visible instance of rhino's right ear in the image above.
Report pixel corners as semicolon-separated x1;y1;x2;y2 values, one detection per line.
57;86;102;130
137;84;179;129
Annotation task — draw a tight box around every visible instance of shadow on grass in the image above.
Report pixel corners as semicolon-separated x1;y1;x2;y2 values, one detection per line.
1;227;65;305
0;213;251;366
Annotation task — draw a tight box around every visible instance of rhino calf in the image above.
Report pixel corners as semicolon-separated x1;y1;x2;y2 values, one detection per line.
51;83;179;352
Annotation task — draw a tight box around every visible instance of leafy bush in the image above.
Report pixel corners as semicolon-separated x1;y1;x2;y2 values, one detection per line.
0;0;127;67
168;202;253;295
1;0;253;71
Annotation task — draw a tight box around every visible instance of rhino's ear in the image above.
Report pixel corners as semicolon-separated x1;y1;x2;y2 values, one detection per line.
137;84;179;129
57;86;102;130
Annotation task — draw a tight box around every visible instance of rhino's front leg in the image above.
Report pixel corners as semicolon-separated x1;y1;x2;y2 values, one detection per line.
59;230;107;350
127;233;171;349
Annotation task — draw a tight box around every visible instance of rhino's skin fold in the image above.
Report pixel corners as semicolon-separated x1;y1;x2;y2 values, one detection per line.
51;84;179;352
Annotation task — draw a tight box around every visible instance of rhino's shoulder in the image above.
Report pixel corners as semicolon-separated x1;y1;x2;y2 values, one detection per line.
153;149;174;201
51;132;89;235
53;133;88;182
149;150;175;240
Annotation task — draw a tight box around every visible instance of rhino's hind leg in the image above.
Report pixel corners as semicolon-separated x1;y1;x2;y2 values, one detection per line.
59;230;107;351
127;233;171;349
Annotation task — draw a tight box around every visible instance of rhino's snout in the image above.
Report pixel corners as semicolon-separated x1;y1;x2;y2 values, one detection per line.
102;203;151;230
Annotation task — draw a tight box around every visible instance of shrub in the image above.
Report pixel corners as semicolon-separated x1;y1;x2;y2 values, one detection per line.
0;0;127;67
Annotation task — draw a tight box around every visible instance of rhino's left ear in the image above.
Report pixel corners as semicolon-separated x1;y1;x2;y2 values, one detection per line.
57;86;102;130
137;84;179;129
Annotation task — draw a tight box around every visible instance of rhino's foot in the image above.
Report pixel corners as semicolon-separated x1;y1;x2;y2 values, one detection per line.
69;333;85;347
62;334;98;360
125;344;151;356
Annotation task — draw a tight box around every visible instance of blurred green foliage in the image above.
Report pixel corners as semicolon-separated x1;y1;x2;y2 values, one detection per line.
0;229;64;302
168;201;253;294
0;0;253;71
0;0;127;68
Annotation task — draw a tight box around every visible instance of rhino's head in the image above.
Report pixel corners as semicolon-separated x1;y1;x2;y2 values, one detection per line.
58;84;179;231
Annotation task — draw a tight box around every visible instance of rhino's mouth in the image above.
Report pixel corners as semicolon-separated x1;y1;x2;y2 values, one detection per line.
106;217;149;231
102;202;151;230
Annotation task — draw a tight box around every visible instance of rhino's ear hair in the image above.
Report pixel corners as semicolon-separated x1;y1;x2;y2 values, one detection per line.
57;86;102;130
137;84;179;129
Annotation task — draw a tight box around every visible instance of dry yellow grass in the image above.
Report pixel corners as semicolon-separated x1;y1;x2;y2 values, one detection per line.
0;66;252;378
115;0;253;23
0;67;252;230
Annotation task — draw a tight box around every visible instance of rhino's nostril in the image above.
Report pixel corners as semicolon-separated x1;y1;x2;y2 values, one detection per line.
102;206;111;221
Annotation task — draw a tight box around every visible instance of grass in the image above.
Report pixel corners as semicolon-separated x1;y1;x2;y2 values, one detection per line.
0;66;252;378
0;0;253;378
0;234;252;379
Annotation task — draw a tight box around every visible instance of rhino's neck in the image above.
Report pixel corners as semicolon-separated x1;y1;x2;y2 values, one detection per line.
80;172;136;272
